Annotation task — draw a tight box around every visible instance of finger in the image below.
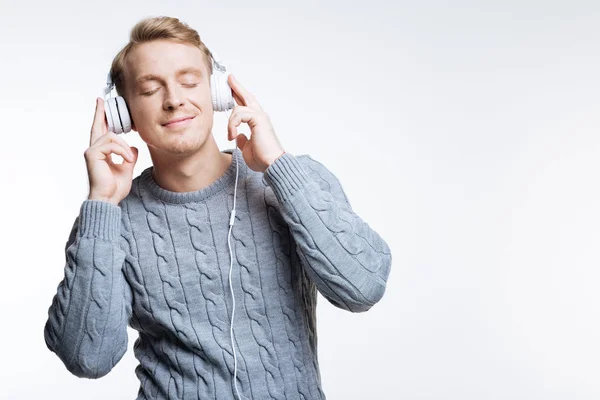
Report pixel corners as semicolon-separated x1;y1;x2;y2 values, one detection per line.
228;74;263;111
93;132;134;159
113;146;139;170
90;98;108;146
227;110;255;141
227;107;241;140
229;105;254;115
128;146;139;164
227;112;239;141
88;142;135;163
228;104;267;130
236;133;249;150
232;91;246;108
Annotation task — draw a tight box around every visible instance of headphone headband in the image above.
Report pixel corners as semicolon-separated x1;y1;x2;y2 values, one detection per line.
104;72;114;96
211;52;227;74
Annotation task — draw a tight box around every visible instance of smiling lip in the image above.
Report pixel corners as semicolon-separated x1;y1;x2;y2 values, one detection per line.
163;116;195;127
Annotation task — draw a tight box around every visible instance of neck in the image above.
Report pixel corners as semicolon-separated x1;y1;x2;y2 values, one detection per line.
149;136;234;193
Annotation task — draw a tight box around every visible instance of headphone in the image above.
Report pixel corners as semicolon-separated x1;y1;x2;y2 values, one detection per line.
103;52;246;400
102;54;235;134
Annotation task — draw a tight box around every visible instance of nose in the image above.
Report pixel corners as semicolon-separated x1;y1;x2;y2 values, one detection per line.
162;83;185;110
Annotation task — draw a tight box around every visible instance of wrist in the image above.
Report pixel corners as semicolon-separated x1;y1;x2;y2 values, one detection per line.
87;194;119;206
265;150;286;169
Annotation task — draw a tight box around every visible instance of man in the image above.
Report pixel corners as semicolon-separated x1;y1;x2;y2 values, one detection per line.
44;16;392;400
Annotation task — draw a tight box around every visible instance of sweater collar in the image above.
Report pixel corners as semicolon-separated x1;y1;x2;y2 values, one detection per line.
139;148;243;204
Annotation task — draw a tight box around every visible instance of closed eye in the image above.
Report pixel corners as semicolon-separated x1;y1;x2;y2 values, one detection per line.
141;83;199;96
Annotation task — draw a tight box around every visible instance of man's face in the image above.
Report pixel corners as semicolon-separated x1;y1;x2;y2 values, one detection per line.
123;39;214;156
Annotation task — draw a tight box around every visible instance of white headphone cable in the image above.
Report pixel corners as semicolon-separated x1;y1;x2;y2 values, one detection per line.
226;108;245;400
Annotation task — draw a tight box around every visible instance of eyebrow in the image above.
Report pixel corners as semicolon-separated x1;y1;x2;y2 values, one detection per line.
135;67;203;86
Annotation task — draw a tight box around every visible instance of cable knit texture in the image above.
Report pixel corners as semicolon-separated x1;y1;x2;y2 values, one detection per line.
44;148;392;399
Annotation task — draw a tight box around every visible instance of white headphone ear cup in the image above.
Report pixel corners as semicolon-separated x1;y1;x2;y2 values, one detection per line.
106;97;122;133
105;96;131;134
210;73;217;110
104;98;116;133
210;71;234;112
115;96;132;133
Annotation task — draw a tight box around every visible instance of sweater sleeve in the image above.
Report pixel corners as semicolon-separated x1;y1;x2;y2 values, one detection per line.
43;200;134;378
263;153;392;313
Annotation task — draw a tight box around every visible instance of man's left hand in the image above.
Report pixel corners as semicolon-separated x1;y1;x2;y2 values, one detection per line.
226;74;285;173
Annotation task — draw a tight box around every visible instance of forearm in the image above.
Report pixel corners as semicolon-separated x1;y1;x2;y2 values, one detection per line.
44;200;131;378
264;153;392;312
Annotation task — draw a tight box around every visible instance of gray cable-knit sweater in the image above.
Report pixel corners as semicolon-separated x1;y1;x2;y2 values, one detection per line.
44;148;392;400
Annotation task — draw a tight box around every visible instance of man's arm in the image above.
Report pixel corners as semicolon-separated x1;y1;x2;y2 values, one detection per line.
44;200;133;378
264;153;392;312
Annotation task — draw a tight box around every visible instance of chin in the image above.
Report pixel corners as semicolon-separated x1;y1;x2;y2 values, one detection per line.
159;139;199;156
161;131;209;156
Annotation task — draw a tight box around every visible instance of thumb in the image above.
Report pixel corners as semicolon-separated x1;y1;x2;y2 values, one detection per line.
124;146;139;168
130;146;139;160
236;133;248;150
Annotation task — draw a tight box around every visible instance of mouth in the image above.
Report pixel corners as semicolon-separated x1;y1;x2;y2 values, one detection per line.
162;116;195;128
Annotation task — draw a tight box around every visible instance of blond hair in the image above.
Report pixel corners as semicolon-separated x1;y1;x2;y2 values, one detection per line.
109;16;214;97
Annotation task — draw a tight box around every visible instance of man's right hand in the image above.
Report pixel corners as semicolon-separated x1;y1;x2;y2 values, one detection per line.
85;98;138;206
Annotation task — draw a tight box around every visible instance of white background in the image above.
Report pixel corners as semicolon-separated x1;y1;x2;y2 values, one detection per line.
1;0;600;399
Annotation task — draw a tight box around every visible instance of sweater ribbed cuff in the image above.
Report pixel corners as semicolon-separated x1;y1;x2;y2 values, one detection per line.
263;152;311;200
78;200;121;241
